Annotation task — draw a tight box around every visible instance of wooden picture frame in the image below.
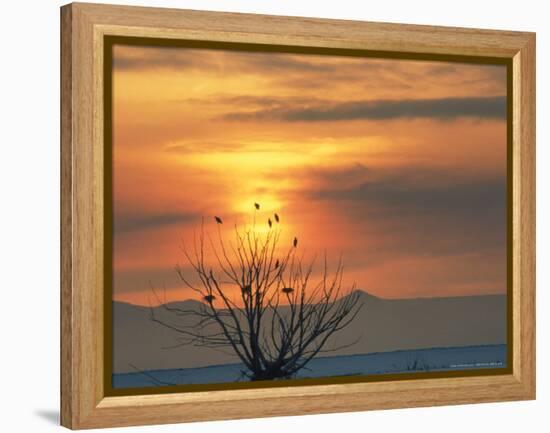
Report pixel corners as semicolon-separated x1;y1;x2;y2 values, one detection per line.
60;2;535;429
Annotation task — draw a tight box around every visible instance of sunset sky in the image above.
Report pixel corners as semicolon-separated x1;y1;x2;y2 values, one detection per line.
111;44;507;306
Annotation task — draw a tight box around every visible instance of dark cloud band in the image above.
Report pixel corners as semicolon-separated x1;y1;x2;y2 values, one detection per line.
225;96;507;122
114;212;199;233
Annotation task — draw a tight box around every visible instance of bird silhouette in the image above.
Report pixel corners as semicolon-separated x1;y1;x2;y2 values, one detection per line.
293;237;298;248
203;294;216;303
268;218;272;228
282;287;294;295
214;216;223;224
254;202;260;210
274;213;280;223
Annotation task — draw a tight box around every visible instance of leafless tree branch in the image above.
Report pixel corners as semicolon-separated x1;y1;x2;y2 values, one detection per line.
151;206;364;381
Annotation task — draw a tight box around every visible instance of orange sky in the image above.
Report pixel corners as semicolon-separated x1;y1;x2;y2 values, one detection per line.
111;44;508;306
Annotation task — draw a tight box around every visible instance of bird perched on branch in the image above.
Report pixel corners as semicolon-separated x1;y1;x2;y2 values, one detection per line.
214;216;223;224
268;218;272;228
293;237;298;248
282;287;294;295
274;213;280;223
203;294;216;303
254;202;260;210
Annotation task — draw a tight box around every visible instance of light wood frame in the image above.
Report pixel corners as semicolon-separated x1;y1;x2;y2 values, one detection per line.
60;2;536;429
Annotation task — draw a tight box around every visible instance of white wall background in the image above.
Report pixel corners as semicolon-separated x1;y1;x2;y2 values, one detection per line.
0;0;546;431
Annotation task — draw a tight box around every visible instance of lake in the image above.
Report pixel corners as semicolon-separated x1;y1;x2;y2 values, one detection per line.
112;344;507;389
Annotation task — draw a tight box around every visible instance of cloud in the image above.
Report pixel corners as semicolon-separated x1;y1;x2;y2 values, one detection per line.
112;47;338;74
182;94;312;108
113;265;202;294
290;163;371;192
114;211;200;233
113;266;179;293
313;173;505;211
112;46;196;71
299;165;507;258
224;96;507;122
239;53;336;73
164;141;247;154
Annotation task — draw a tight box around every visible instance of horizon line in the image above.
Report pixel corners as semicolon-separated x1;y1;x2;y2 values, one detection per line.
113;289;507;308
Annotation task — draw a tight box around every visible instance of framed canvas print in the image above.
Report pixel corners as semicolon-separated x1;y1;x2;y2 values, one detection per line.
60;3;535;429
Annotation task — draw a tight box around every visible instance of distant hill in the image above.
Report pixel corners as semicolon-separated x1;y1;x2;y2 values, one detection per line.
112;290;507;373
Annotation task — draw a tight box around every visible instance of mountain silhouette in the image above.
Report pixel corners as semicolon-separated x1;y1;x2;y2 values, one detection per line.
113;290;506;373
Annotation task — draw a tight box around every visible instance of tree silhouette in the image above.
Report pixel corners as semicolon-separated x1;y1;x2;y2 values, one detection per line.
151;204;363;381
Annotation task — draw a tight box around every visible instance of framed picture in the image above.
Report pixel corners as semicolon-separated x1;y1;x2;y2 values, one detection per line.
60;3;535;429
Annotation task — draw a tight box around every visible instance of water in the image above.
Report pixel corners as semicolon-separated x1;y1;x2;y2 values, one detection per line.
112;344;506;389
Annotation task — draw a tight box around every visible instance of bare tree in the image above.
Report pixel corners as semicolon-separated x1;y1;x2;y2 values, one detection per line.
151;205;363;381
